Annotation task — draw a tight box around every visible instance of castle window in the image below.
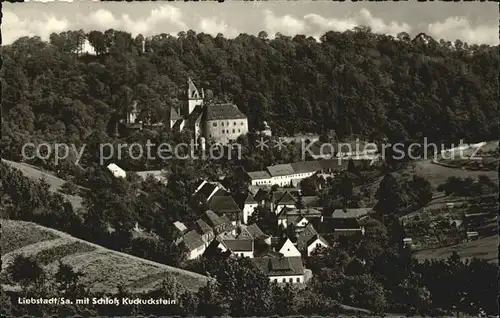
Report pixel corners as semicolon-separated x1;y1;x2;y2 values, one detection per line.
296;277;300;283
232;129;235;133
240;122;244;125
221;122;224;126
233;122;236;126
222;130;225;133
238;129;240;133
213;122;217;127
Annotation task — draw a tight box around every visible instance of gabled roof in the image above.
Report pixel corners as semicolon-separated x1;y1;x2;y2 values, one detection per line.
202;210;225;228
205;103;247;121
244;193;257;204
221;239;253;252
297;224;329;250
254;189;270;202
182;230;204;251
290;161;322;174
267;164;295;177
209;196;242;214
245;223;269;240
301;196;320;207
253;256;305;276
197;183;217;199
331;208;372;219
195;219;213;235
247;171;272;180
276;192;297;206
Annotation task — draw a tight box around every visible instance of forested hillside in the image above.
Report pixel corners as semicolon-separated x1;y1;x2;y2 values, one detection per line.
2;28;498;163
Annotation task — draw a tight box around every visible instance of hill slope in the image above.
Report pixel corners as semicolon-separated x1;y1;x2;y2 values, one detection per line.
1;219;211;293
413;235;498;264
1;159;84;212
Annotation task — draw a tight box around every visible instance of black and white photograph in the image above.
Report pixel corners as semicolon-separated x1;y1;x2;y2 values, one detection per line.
1;1;499;317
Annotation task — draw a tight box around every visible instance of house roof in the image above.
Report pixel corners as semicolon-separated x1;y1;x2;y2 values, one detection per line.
297;224;328;250
318;159;349;171
197;183;218;199
205;103;247;121
202;210;225;228
195;219;213;235
276;192;297;205
247;171;272;180
244;193;257;204
278;208;322;220
173;221;188;233
290;161;322;174
221;239;253;252
267;164;295;177
182;230;204;251
315;217;362;232
254;189;270;202
301;196;320;207
245;223;268;240
331;208;372;219
209;196;242;214
253;256;305;276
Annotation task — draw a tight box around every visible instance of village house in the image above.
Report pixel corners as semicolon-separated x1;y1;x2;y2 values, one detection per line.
296;224;329;257
247;158;374;188
192;179;228;203
242;193;258;224
214;238;255;258
277;207;322;229
274;237;302;257
107;163;126;178
208;195;243;226
194;219;215;245
309;208;373;239
181;230;206;260
238;223;272;245
134;170;168;184
253;256;306;285
200;210;233;235
271;191;298;213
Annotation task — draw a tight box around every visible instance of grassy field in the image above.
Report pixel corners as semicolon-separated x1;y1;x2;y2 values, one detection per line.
0;220;60;255
1;159;84;212
413;159;498;189
413;235;498;264
0;219;211;293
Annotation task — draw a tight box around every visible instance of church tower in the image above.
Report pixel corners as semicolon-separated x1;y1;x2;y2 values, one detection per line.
183;77;204;117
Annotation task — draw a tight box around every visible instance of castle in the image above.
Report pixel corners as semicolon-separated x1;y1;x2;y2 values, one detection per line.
125;78;249;145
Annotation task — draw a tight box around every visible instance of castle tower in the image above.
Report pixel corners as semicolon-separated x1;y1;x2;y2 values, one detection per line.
183;77;204;117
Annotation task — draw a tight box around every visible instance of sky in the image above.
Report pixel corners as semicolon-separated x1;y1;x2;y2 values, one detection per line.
3;1;499;46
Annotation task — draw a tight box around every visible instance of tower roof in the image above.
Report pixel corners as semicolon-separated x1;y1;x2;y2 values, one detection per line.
187;77;201;100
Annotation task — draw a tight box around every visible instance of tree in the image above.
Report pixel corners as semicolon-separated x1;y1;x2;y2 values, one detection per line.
7;255;45;288
271;283;298;315
300;177;317;196
374;174;403;217
196;281;229;316
59;180;79;195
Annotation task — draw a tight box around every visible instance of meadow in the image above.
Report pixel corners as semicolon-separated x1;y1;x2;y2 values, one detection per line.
1;219;211;293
